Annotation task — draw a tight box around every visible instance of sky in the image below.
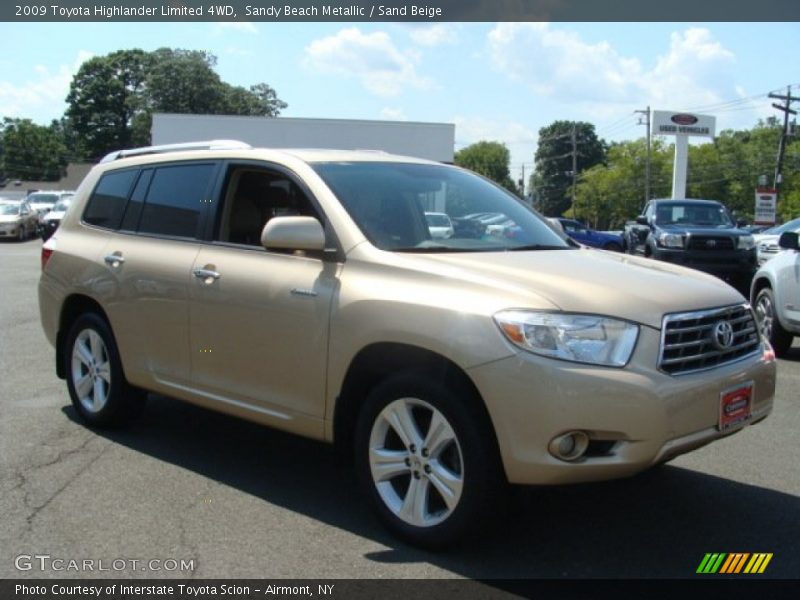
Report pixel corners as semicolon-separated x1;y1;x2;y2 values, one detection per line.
1;21;799;185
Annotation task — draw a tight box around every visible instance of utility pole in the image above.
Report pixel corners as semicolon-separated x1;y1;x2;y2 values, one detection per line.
570;124;578;208
769;86;797;191
635;106;651;207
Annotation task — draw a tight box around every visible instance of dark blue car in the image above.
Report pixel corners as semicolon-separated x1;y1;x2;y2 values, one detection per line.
557;218;624;251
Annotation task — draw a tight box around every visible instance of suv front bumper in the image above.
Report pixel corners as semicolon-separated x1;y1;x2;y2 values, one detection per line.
651;246;757;280
467;326;775;485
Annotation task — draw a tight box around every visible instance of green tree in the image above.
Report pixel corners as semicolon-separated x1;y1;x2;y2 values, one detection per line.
573;138;672;229
0;118;69;180
533;121;606;216
454;141;517;193
66;48;287;160
66;49;152;161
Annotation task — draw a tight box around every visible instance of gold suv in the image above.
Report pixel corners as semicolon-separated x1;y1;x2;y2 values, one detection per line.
39;141;776;547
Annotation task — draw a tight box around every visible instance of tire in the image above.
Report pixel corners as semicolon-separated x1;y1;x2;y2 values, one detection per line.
354;371;502;549
18;227;25;242
64;313;145;427
604;242;622;252
754;287;794;357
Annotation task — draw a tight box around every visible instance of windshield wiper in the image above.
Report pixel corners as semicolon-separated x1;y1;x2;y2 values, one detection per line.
392;246;484;253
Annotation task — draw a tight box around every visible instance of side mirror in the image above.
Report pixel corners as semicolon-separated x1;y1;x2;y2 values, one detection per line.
261;216;325;251
635;216;649;226
778;231;799;250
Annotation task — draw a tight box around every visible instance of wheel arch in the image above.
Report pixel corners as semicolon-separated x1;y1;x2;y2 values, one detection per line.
56;294;113;379
332;342;504;476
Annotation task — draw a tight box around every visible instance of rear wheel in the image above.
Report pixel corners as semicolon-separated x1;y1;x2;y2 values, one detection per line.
754;287;793;356
355;371;501;549
65;313;145;427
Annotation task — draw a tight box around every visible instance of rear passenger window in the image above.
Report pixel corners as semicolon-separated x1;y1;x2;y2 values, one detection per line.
83;170;138;229
137;164;215;238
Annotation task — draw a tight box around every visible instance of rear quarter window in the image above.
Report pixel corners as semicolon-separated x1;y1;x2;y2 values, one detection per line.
83;169;139;230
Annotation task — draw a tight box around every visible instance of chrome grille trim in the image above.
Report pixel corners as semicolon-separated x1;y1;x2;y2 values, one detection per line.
658;303;761;376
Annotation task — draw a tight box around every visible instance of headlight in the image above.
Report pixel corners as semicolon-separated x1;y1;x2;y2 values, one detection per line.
657;232;684;248
494;310;639;367
737;235;755;250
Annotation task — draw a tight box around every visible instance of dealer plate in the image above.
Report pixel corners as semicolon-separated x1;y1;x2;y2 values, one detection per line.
718;382;753;432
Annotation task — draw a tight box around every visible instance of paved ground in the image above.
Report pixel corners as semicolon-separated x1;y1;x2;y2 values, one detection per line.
1;238;798;582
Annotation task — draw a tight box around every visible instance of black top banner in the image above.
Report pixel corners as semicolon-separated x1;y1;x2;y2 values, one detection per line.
4;0;800;22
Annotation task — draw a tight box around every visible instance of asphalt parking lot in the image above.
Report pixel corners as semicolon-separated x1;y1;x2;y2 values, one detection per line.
1;238;798;581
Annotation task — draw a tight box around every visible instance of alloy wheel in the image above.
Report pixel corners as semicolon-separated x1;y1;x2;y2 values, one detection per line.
368;397;464;527
70;328;112;414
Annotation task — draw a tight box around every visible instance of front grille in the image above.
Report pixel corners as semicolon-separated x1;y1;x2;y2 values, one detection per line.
686;235;735;250
659;304;760;375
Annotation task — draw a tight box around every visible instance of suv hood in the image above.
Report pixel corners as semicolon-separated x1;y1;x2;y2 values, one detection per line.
407;248;744;330
0;215;21;223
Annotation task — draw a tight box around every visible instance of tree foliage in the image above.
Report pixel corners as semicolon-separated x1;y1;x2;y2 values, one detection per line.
533;121;607;216
66;48;287;160
0;118;69;181
573;118;800;229
454;140;518;193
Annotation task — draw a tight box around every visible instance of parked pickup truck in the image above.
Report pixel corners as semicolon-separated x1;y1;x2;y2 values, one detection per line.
624;198;757;290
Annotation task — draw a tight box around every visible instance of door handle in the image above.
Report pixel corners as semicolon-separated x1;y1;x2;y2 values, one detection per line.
104;254;125;267
193;268;221;283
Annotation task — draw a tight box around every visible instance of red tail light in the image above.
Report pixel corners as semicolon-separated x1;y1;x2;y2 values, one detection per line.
41;247;54;271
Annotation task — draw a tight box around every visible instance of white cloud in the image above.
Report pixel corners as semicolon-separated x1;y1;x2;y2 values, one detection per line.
304;27;430;97
0;50;93;123
215;22;259;35
488;24;738;113
380;107;408;120
452;116;537;147
409;24;458;47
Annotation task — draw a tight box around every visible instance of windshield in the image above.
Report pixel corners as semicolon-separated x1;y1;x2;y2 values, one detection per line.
313;162;570;252
0;204;20;215
27;193;59;206
425;213;450;227
654;202;735;228
762;216;800;235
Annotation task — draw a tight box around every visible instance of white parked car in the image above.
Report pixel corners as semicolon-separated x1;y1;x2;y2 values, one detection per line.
424;211;454;239
751;231;800;355
754;217;800;265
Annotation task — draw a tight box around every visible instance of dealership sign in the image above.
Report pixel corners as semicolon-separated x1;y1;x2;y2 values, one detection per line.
652;111;716;138
754;189;777;226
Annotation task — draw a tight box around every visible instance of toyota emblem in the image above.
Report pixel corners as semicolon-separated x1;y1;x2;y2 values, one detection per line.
705;239;717;248
712;321;734;350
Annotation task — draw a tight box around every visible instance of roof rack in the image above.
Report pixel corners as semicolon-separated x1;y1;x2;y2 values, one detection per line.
100;140;252;163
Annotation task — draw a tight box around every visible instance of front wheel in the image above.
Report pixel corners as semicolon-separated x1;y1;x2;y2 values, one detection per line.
754;287;794;356
64;313;145;427
355;372;501;548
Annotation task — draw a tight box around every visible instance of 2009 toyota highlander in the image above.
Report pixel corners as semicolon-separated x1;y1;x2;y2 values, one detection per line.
39;141;776;547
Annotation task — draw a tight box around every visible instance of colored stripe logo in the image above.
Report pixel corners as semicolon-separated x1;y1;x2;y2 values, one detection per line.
697;553;773;574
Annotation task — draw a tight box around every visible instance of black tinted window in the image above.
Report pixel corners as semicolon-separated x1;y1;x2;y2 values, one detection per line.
138;164;215;238
83;170;138;229
119;169;152;231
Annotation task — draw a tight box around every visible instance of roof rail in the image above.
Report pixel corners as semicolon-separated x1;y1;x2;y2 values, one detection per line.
99;140;252;163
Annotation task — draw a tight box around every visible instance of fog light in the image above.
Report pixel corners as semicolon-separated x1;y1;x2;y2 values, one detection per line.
549;431;590;461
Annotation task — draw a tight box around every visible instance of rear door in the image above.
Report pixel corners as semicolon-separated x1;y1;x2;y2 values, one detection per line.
188;162;339;422
96;162;219;387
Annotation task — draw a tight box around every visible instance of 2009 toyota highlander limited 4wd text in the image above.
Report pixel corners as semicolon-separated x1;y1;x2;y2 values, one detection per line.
39;141;776;548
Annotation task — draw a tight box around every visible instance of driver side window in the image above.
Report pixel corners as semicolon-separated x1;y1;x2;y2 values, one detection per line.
216;167;320;247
